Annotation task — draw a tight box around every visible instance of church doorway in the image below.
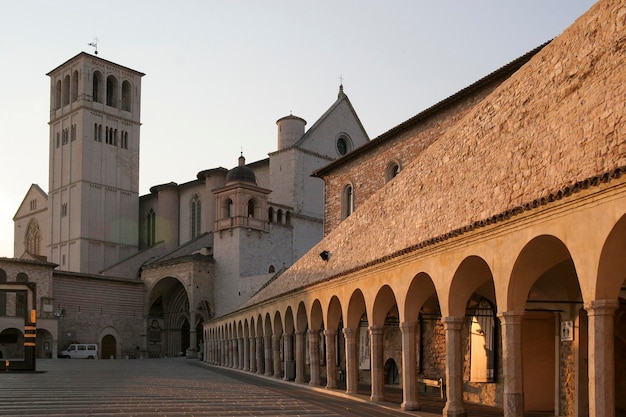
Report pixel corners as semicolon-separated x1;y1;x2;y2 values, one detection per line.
384;358;399;385
101;335;116;359
180;320;190;356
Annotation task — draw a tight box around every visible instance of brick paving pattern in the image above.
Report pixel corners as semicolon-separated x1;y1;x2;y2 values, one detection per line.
0;359;424;416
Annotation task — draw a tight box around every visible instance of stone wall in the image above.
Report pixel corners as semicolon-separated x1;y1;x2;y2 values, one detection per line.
53;273;144;357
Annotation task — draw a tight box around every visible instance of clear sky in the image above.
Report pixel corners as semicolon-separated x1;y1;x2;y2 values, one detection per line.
0;1;597;258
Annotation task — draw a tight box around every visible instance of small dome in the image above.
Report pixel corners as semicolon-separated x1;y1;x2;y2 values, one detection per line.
226;155;257;185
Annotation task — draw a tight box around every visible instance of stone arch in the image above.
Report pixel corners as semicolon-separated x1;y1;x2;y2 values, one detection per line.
402;271;438;322
98;326;122;359
310;299;324;331
508;235;575;313
146;276;190;357
509;234;582;414
372;285;398;326
296;301;308;332
346;289;366;329
597;213;626;299
447;255;495;318
327;296;343;330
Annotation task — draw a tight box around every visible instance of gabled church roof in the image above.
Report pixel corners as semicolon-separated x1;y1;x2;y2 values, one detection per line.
13;184;47;221
291;85;369;150
243;0;623;307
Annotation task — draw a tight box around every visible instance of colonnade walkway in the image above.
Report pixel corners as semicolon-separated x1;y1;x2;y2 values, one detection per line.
0;357;515;416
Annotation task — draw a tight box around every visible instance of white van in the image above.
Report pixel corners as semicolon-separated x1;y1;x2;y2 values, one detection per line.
58;344;98;359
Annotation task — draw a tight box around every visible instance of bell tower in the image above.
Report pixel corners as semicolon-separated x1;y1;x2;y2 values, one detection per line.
46;52;144;274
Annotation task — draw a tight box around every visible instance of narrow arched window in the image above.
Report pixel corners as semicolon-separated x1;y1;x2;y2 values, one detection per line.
268;265;275;273
92;71;103;103
121;80;132;111
285;211;291;226
341;184;354;220
71;70;79;102
191;194;201;239
385;161;401;183
268;207;274;223
106;75;118;107
247;199;255;218
147;209;156;246
25;219;41;256
62;75;71;106
277;209;283;224
226;199;234;218
55;80;62;109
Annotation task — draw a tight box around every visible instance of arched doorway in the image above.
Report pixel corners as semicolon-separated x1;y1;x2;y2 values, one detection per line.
384;358;399;385
180;319;190;356
102;335;116;359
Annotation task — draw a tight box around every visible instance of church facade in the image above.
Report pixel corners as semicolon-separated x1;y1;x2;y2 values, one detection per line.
202;2;626;417
7;52;368;359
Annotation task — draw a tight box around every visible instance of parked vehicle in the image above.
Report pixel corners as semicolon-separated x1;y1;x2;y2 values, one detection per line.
58;344;98;359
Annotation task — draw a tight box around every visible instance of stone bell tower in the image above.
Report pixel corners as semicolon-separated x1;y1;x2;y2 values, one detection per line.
46;52;144;274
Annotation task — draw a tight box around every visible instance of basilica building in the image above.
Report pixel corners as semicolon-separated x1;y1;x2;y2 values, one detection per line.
6;51;368;360
202;1;626;417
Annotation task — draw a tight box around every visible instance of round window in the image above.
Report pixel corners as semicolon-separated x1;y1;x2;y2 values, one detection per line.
337;137;348;156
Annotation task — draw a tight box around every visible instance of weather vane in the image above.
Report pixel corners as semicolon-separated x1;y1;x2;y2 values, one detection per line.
88;37;99;55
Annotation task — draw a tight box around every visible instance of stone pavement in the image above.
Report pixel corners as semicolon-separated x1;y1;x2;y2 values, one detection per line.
0;358;438;416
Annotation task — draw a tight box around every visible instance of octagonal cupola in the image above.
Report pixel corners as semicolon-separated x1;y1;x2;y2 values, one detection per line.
226;154;257;185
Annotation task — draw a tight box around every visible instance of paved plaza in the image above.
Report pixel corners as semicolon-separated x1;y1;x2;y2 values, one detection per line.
0;358;434;417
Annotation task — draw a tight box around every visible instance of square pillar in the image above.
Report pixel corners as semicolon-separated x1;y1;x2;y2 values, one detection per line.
295;331;306;384
343;328;359;394
325;329;338;389
369;325;385;402
308;329;321;386
443;316;467;417
499;311;524;417
400;322;420;411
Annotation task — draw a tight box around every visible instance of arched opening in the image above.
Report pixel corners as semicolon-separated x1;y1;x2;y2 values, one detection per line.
106;75;118;107
384;358;399;385
248;199;255;218
71;70;79;102
62;75;70;106
121;80;132;111
55;80;62;109
92;71;103;103
341;184;354;220
36;329;54;358
510;235;583;415
101;335;116;359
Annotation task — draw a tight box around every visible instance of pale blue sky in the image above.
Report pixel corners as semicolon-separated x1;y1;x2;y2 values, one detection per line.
0;1;597;257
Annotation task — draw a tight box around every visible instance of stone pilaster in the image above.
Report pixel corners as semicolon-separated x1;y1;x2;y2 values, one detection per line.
308;329;321;386
283;333;294;381
256;336;264;375
243;337;250;371
343;328;358;394
400;322;420;411
248;336;256;373
295;331;306;383
273;334;282;378
325;329;338;389
499;311;524;417
264;335;273;377
369;325;385;402
443;317;467;417
586;299;618;417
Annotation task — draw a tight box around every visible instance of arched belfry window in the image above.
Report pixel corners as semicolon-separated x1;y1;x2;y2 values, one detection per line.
470;298;496;382
92;71;103;103
106;75;118;107
71;70;79;102
226;198;234;218
191;194;201;239
25;219;41;256
341;184;354;220
247;199;255;218
121;80;132;111
62;75;71;106
55;80;62;109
